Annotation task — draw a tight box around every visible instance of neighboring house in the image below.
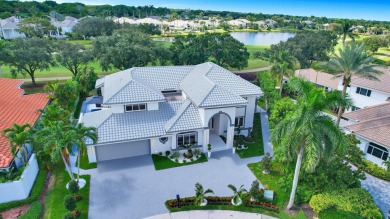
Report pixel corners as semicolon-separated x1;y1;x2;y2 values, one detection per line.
228;19;249;28
295;69;339;91
338;67;390;112
0;16;25;39
0;78;49;171
50;16;79;37
265;19;277;27
294;68;390;112
343;102;390;168
80;62;263;163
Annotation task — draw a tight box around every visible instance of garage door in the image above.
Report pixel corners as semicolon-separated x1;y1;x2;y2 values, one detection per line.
96;140;150;162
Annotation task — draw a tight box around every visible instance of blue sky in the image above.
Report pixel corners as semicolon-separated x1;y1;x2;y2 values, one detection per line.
30;0;390;21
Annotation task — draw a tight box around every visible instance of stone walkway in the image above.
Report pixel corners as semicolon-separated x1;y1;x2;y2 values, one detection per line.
258;107;273;157
361;172;390;216
145;210;277;219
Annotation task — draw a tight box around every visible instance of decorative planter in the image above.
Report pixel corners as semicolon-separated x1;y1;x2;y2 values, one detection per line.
66;178;86;189
200;199;208;206
208;151;211;158
231;197;242;206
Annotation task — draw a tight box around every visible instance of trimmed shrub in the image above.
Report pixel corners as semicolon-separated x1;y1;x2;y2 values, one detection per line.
309;188;382;219
68;180;79;195
158;152;163;156
360;160;390;181
64;195;76;212
165;151;171;156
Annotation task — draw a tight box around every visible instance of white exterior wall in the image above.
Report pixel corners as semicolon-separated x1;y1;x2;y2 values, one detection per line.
148;102;159;111
354;135;388;168
201;107;236;127
111;104;125;113
244;96;257;130
151;136;172;154
0;154;39;204
87;145;97;163
338;81;390;112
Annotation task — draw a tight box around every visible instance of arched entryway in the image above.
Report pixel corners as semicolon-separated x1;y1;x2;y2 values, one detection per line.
207;112;234;151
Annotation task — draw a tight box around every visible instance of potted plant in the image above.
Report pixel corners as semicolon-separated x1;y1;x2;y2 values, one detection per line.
207;144;212;158
227;184;247;206
249;180;261;201
194;182;214;206
262;152;272;174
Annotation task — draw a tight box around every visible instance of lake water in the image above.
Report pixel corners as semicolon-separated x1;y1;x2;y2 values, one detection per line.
154;32;296;45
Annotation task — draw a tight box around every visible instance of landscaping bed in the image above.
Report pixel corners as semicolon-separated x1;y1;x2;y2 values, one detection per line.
152;153;207;170
44;168;90;219
165;195;279;217
236;113;264;158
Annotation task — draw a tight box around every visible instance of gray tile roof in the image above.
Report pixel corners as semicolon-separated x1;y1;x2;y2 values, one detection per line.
84;101;182;144
165;99;204;133
102;69;165;104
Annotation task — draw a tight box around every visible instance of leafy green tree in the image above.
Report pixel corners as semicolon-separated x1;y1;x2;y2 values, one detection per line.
73;66;98;98
363;36;382;53
73;17;117;38
2;123;33;165
206;33;249;69
267;50;300;96
271;78;348;209
169;34;209;65
38;101;71;127
258;71;279;111
319;43;382;124
55;42;94;76
18;17;55;38
3;38;55;86
194;182;214;206
345;134;366;167
93;29;169;71
268;97;295;129
73;123;97;183
45;80;79;111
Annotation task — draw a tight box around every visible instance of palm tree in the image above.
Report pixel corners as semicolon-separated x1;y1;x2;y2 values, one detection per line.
2;123;33;165
271;78;348;210
39;121;78;181
269;50;300;96
73;123;97;183
194;182;214;206
336;20;356;44
38;101;71;127
319;43;382;124
227;184;247;205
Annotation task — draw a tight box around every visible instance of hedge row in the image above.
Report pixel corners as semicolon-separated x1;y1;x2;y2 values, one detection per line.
0;170;46;212
359;160;390;181
309;188;382;219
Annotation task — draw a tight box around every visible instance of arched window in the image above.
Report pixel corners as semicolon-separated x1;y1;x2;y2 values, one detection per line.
367;142;389;161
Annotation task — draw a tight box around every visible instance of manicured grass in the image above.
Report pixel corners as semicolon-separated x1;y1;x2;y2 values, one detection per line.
69;39;93;48
44;168;91;219
280;210;308;219
78;155;97;170
151;154;208;170
318;209;362;219
237;113;264;158
19;201;43;219
0;169;46;212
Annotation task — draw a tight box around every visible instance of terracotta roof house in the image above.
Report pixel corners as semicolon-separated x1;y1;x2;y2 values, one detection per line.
344;102;390;168
0;78;49;170
80;62;263;163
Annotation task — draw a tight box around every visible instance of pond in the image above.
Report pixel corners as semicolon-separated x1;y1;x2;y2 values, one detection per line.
154;32;296;45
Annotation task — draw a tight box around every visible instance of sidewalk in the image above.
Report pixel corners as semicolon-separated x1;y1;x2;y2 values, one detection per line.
145;210;277;219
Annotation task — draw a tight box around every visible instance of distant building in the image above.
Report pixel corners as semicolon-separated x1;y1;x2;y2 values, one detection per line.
0;16;25;39
50;16;79;37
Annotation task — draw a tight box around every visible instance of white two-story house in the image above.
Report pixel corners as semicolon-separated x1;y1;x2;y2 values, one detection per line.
80;62;263;163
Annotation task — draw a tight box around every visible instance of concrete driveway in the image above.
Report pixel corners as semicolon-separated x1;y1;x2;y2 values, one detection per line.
87;150;263;219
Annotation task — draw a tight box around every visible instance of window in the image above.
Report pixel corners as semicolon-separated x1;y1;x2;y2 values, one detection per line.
177;132;197;147
125;103;147;112
367;142;389;161
356;87;371;97
235;117;244;127
351;106;361;111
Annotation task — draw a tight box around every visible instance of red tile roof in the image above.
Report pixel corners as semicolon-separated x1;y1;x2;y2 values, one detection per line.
0;78;49;168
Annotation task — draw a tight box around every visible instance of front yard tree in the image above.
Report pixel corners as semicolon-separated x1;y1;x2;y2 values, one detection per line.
4;37;55;86
2;123;33;165
271;78;348;209
169;35;209;65
45;80;79;111
18;17;55;38
92;29;168;70
74;66;98;98
207;33;250;69
73;17;118;38
319;43;382;124
55;42;94;76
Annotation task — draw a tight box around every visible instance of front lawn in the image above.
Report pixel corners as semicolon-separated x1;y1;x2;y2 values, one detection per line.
237;113;264;158
44;168;90;219
152;154;208;170
77;154;97;170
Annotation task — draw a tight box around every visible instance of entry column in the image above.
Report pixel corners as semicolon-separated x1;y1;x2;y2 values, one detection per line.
226;125;235;149
203;128;210;153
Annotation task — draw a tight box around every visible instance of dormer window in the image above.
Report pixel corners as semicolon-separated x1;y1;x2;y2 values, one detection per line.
125;103;147;112
356;87;371;97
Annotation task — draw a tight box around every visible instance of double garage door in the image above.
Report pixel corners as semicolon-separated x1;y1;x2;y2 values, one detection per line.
96;140;150;162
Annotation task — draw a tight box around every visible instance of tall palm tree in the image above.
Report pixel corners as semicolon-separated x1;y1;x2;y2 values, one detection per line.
38;101;71;127
73;123;97;183
2;123;33;165
336;20;356;44
271;78;348;210
39;121;78;181
319;43;382;124
269;50;300;96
